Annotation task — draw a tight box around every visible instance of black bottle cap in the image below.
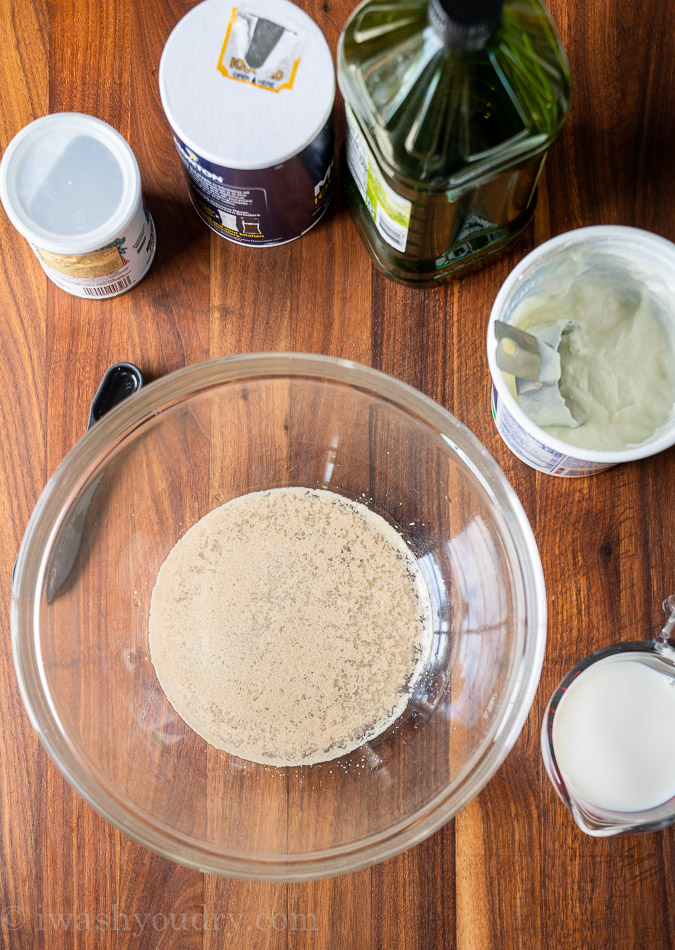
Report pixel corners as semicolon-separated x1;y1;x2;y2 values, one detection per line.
429;0;503;48
439;0;503;26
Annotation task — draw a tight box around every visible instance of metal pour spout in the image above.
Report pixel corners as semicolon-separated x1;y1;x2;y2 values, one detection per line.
660;594;675;646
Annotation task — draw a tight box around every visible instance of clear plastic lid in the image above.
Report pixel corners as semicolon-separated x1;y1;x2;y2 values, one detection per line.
0;113;141;254
159;0;335;169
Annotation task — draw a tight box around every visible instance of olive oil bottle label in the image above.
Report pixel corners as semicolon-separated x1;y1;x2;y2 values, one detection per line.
217;6;304;93
345;104;411;253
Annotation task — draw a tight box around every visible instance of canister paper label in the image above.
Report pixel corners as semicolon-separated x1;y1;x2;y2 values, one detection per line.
173;127;333;246
217;6;303;92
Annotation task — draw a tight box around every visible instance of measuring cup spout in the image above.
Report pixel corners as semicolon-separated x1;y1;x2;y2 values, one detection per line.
658;594;675;648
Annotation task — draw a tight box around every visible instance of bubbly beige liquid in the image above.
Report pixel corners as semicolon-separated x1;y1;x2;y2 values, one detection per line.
149;487;432;766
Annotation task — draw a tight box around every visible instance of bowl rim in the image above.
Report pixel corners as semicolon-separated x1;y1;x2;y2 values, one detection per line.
11;352;547;880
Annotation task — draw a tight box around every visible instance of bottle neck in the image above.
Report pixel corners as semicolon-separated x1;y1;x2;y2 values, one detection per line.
428;0;501;50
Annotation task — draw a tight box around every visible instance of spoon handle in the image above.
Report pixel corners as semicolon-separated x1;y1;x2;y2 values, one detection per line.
494;320;561;384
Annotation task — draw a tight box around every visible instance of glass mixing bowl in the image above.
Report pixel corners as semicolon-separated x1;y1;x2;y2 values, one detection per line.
12;353;546;880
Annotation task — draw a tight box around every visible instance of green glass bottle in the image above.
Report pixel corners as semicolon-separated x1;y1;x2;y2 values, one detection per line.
337;0;572;285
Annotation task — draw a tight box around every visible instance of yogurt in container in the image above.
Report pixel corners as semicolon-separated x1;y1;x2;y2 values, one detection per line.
487;226;675;476
0;113;155;299
159;0;335;246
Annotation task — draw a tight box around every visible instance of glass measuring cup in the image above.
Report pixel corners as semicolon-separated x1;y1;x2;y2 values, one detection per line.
542;596;675;836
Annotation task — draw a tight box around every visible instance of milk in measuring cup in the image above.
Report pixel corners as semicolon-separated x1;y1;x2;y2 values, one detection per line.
552;656;675;812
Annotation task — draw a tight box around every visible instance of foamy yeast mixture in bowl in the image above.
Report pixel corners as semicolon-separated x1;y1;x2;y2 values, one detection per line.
12;354;546;880
149;487;433;767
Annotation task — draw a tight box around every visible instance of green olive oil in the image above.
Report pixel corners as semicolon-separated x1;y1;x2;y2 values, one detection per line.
337;0;572;285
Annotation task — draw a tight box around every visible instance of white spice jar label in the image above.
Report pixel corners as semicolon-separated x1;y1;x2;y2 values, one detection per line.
32;203;155;299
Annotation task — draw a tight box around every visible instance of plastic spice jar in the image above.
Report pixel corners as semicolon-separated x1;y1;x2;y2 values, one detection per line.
0;113;155;299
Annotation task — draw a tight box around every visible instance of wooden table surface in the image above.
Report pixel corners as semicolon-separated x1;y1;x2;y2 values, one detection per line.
2;0;674;947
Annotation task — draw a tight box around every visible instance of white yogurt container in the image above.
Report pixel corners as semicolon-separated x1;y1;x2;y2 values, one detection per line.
159;0;335;246
487;226;675;477
0;113;155;299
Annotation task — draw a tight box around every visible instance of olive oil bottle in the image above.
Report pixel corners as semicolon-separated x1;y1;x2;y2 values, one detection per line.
337;0;571;285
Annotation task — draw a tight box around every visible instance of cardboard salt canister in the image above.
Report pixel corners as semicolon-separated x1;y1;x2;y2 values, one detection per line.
159;0;335;246
0;113;155;299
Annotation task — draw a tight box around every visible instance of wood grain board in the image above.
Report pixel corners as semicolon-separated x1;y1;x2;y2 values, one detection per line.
1;0;675;947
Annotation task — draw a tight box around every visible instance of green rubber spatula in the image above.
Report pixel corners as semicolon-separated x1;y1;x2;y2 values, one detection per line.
495;320;581;429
